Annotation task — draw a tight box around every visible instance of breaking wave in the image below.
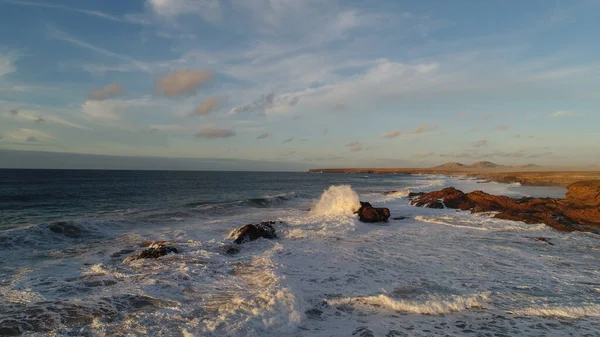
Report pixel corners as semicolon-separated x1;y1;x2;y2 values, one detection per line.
310;185;360;216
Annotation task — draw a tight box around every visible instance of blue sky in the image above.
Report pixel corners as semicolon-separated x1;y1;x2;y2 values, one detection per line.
1;0;599;169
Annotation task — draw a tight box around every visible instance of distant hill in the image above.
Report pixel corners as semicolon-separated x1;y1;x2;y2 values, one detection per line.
466;161;503;169
433;162;465;169
518;164;540;169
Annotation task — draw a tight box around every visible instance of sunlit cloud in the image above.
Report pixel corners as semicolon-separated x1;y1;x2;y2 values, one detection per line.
383;130;401;139
453;112;468;119
88;83;125;101
190;96;222;116
412;125;435;134
195;127;236;138
494;125;509;131
155;69;214;97
480;113;492;121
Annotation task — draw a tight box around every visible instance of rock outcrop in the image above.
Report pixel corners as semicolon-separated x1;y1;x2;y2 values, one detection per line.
356;201;390;223
566;180;600;206
409;181;600;234
125;241;180;262
228;221;279;244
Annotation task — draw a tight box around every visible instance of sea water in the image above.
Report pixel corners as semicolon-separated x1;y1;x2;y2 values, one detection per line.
1;169;598;336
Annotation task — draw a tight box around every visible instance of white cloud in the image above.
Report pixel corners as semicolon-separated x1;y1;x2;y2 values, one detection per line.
0;50;18;78
4;128;55;142
81;98;154;121
4;0;137;23
148;0;222;22
346;141;362;152
5;109;88;129
551;110;574;117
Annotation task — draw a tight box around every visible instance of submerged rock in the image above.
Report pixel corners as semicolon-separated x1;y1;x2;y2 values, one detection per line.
356;201;390;223
48;221;83;238
228;221;279;244
125;241;180;261
410;182;600;234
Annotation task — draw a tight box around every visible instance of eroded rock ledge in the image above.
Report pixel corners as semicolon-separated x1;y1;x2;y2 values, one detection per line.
409;180;600;234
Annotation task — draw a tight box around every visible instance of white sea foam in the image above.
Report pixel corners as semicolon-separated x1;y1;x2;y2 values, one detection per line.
512;304;600;318
327;292;490;315
310;185;360;216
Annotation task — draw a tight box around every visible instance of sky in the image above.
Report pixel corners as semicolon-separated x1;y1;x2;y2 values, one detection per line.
1;0;599;170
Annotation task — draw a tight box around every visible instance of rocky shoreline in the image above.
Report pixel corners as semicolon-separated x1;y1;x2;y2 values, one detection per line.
309;168;600;187
409;180;600;234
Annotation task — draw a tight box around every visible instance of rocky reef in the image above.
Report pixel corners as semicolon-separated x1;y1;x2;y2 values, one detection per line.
409;180;600;234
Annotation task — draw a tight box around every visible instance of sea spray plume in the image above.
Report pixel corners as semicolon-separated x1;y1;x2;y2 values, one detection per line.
310;185;361;216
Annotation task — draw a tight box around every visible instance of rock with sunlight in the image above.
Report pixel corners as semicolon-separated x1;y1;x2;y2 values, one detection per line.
228;221;279;244
124;241;180;262
356;201;391;223
409;181;600;234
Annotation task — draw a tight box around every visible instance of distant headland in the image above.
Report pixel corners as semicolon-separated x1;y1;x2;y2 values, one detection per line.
309;161;600;187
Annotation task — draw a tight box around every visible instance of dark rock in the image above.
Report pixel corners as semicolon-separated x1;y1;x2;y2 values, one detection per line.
528;237;554;245
392;216;408;220
48;221;83;238
305;308;323;318
228;221;278;244
223;244;241;255
410;184;600;233
111;249;135;257
357;203;390;223
125;242;180;261
407;192;425;198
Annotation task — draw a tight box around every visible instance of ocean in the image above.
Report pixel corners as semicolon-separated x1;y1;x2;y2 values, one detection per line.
1;169;599;337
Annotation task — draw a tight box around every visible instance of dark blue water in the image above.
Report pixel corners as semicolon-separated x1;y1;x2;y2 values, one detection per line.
0;169;410;230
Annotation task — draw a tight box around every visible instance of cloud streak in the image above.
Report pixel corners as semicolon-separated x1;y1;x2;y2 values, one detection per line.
88;83;125;101
346;141;362;152
383;130;401;139
195;127;236;138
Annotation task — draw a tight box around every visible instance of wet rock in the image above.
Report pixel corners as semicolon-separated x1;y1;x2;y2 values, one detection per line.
125;242;180;261
305;308;323;318
48;221;83;238
228;221;278;244
392;216;408;220
110;249;135;257
407;192;425;199
357;203;390;223
410;184;600;233
222;244;241;255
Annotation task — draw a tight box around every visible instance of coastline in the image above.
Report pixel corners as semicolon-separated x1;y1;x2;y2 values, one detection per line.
308;168;600;187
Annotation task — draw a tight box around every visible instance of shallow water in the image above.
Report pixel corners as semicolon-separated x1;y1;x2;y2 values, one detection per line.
2;170;598;336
